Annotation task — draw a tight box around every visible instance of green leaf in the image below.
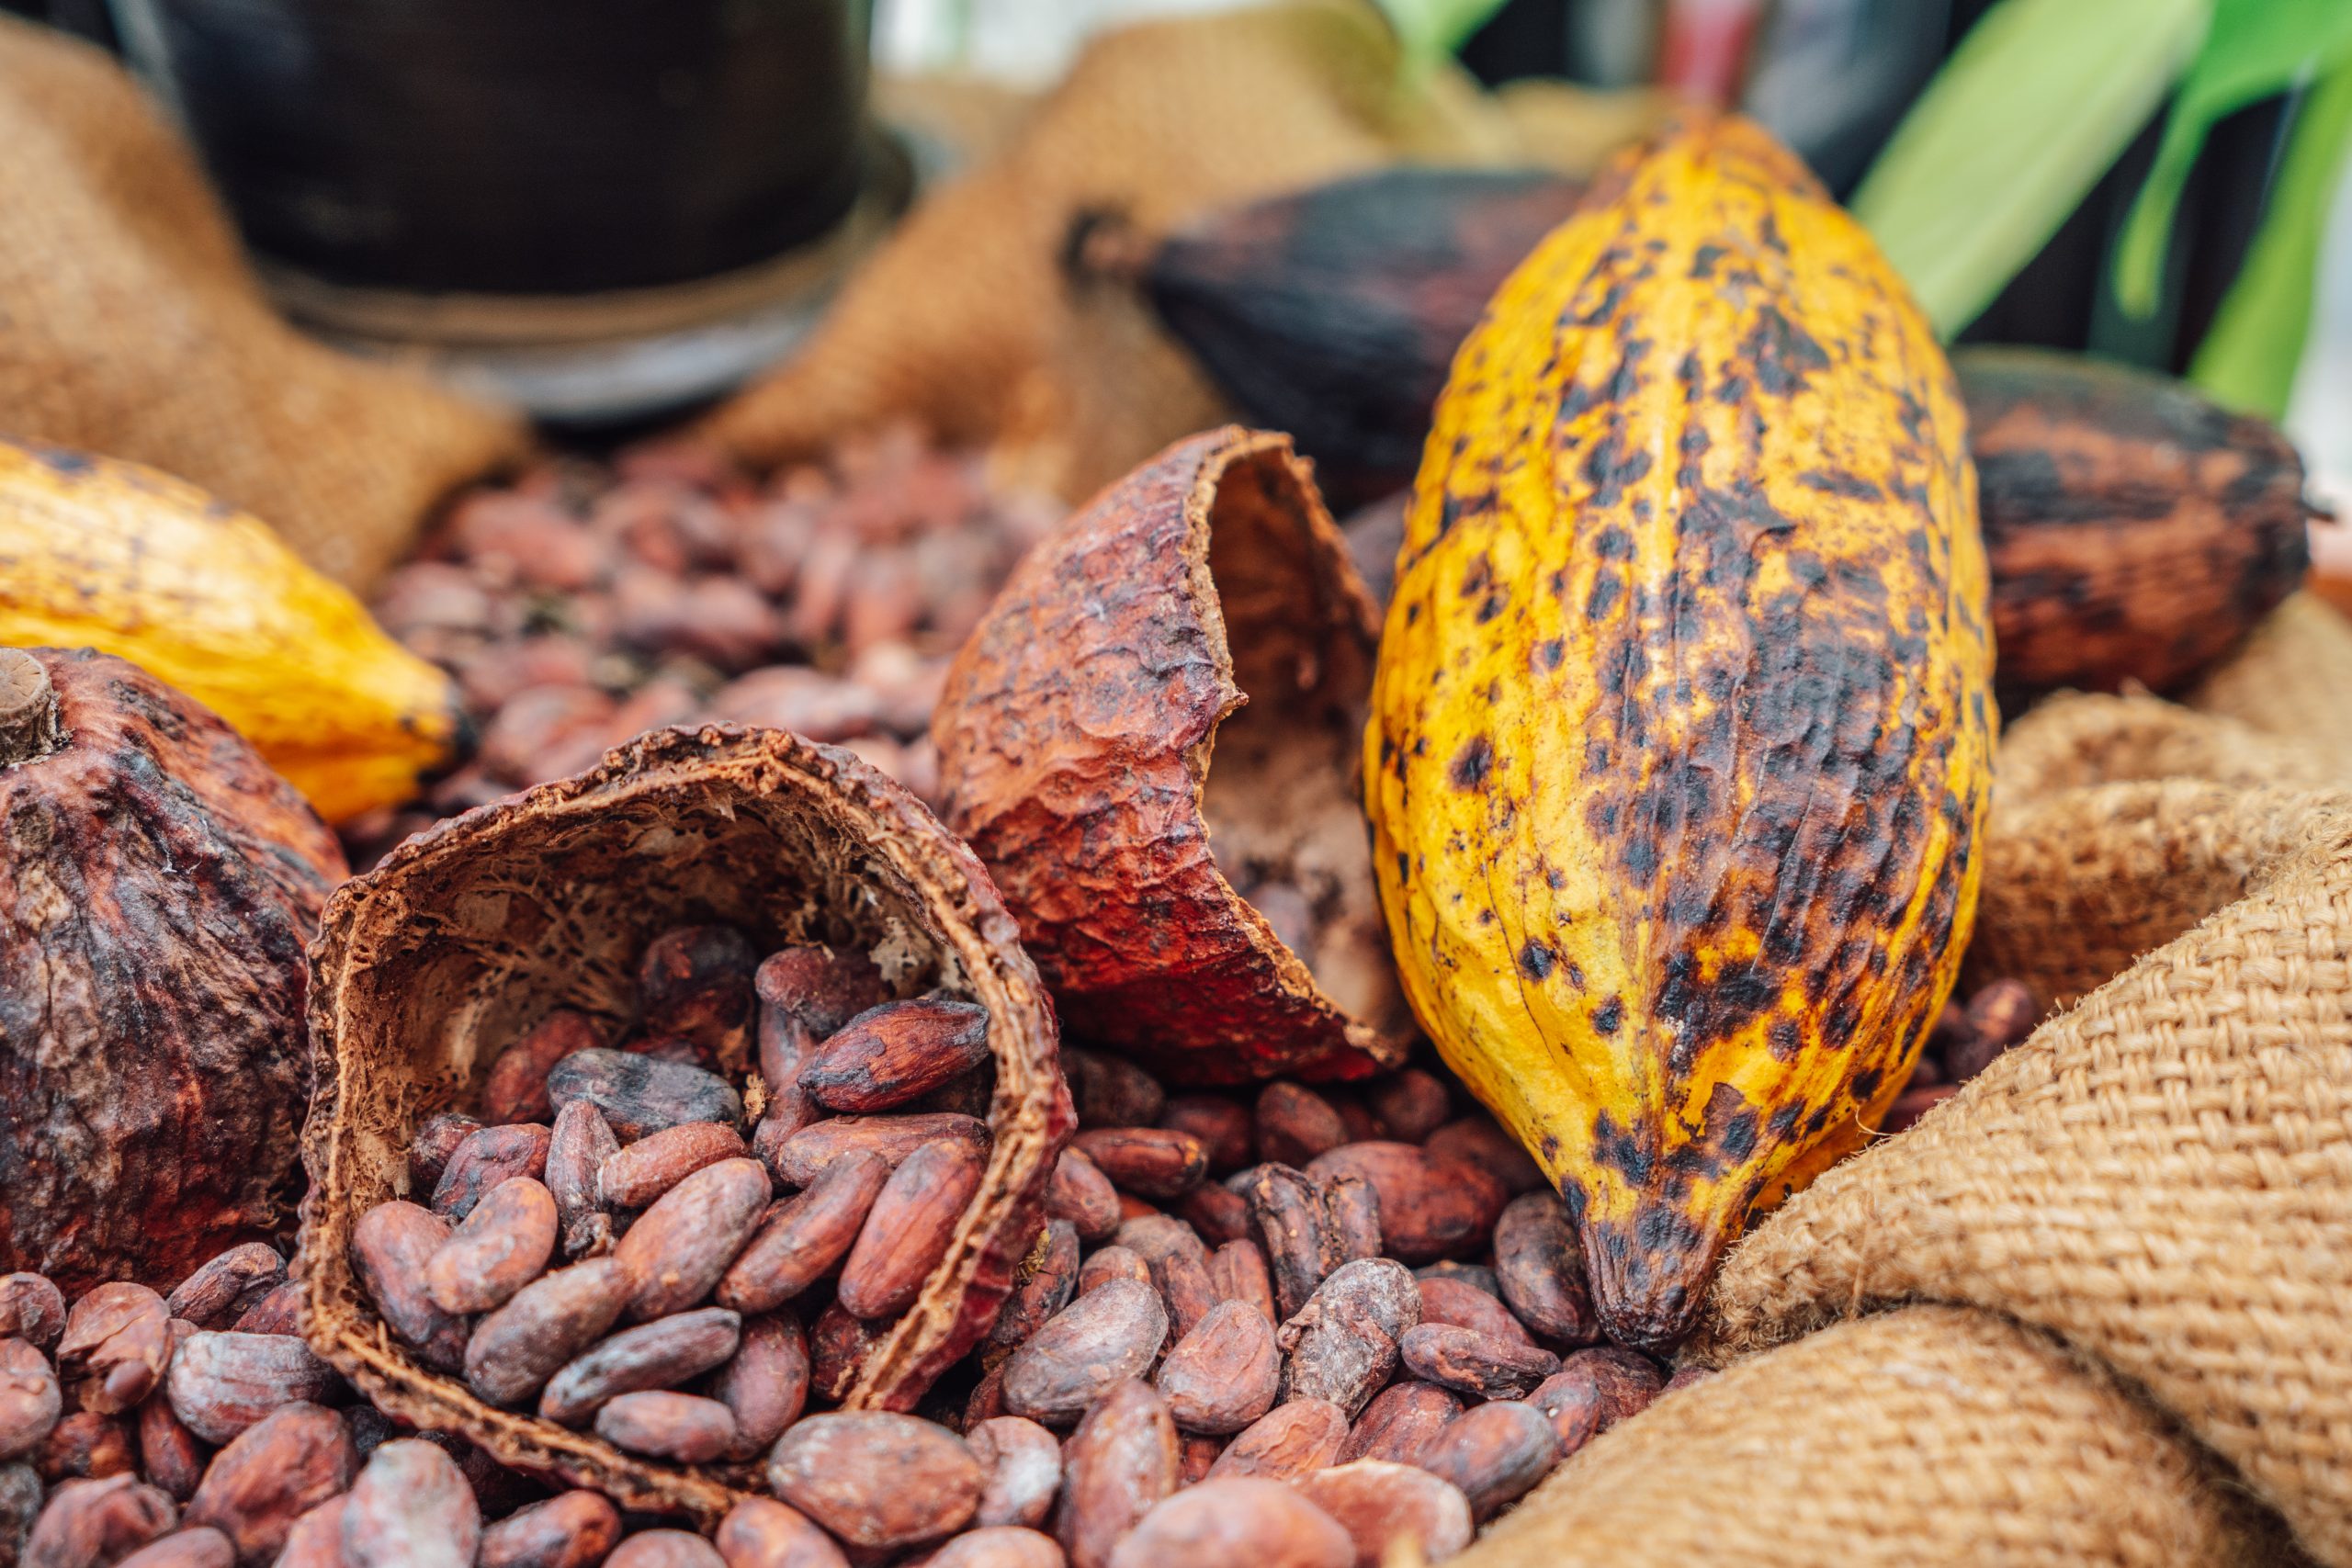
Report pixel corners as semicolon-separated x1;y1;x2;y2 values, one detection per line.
1851;0;2211;337
1371;0;1515;73
2113;0;2352;317
2191;62;2352;417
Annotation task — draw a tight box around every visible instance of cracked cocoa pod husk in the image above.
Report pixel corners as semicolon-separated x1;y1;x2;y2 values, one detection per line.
0;647;345;1293
299;726;1070;1522
934;429;1410;1086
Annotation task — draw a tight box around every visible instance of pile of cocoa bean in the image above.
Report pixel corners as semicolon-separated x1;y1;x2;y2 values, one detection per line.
1880;977;2039;1134
351;426;1064;865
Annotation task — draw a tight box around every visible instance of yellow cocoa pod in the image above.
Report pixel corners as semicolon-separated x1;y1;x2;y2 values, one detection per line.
1365;118;1996;1349
0;439;463;822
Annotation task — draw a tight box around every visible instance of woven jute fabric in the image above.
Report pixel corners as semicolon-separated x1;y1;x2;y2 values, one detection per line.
0;18;526;588
702;0;1664;502
1460;600;2352;1568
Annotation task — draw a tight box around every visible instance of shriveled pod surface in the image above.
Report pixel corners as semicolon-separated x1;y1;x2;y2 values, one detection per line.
934;428;1409;1085
299;727;1069;1520
1366;118;1996;1349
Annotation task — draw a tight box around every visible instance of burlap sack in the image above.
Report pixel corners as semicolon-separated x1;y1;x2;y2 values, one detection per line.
1462;597;2352;1568
702;0;1665;502
0;17;526;588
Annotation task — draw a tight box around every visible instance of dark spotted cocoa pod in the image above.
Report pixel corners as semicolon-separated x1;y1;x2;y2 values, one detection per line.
340;1438;481;1568
548;1103;623;1258
714;1498;850;1568
478;1491;624;1568
0;1279;64;1351
537;1309;741;1427
1156;1300;1280;1435
0;1341;58;1466
1055;1382;1177;1568
1396;1325;1557;1400
1410;1401;1559;1520
56;1286;171;1416
164;1332;340;1446
614;1159;771;1321
1001;1280;1167;1426
411;1115;483;1197
1526;1347;1663;1453
1291;1460;1474;1568
426;1178;560;1314
1045;1152;1122;1244
595;1392;738;1464
768;1115;989;1188
1158;1099;1252;1174
1205;1400;1349;1481
801;998;993;1113
349;1202;469;1374
639;926;760;1054
484;1011;605;1127
768;1413;982;1549
967;1417;1063;1530
988;1224;1082;1352
1105;1477;1353;1568
1340;1381;1460;1465
1415;1277;1532;1346
23;1474;176;1567
163;1248;285;1334
1208;1241;1276;1325
431;1125;553;1222
598;1123;749;1211
1070;1130;1208;1202
546;1051;743;1145
718;1150;891;1314
1278;1259;1419;1416
707;1313;808;1461
182;1402;355;1564
839;1139;990;1319
1254;1085;1347;1168
464;1259;629;1408
1492;1193;1595;1345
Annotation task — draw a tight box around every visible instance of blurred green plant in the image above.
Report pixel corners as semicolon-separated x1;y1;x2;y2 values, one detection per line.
1372;0;1514;75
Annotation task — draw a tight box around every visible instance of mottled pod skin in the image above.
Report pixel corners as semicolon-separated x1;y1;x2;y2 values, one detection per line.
935;429;1408;1084
1365;118;1995;1348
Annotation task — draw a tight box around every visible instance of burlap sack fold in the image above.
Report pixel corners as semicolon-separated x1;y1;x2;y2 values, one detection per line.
1461;650;2352;1568
0;18;526;588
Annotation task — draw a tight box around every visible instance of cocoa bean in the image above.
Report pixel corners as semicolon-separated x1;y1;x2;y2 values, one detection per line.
1965;976;2039;1051
1413;1262;1499;1298
23;1475;175;1568
339;1439;480;1568
56;1286;171;1415
431;1124;553;1222
629;1031;724;1073
1151;1249;1218;1344
1054;1382;1176;1568
1290;1460;1473;1568
349;1202;469;1373
988;1224;1081;1351
1106;1479;1351;1568
1206;1400;1349;1482
416;1429;539;1518
1238;1166;1330;1320
409;1113;482;1195
1001;1280;1167;1426
599;1123;751;1210
113;1528;233;1568
715;1498;850;1568
1174;1186;1250;1248
718;1150;891;1313
1254;1085;1346;1168
707;1313;808;1461
837;1139;987;1318
1491;1192;1594;1345
1363;1072;1452;1145
1340;1381;1460;1466
1062;1050;1163;1131
1304;1145;1505;1265
750;1085;824;1176
164;1333;338;1446
267;1498;344;1568
1069;1130;1205;1201
1157;1099;1251;1174
484;1011;605;1126
615;1158;771;1321
1044;1152;1121;1245
1109;1216;1206;1274
925;1526;1065;1568
465;1258;628;1408
182;1402;354;1565
537;1308;741;1426
800;998;991;1114
34;1413;131;1483
479;1491;624;1568
1414;1278;1532;1347
768;1413;981;1549
1155;1301;1279;1436
547;1050;743;1144
1330;1101;1383;1146
547;1102;623;1257
133;1382;204;1504
0;1280;63;1354
769;1115;987;1188
1662;1362;1712;1393
1075;1249;1150;1298
1410;1401;1558;1520
594;1391;738;1463
1277;1259;1419;1416
756;947;890;1060
1419;1119;1544;1196
0;1462;37;1563
1396;1325;1556;1400
609;1531;726;1568
1207;1242;1275;1325
163;1248;285;1334
425;1177;560;1314
639;926;759;1051
964;1363;1009;1429
1526;1348;1663;1453
1321;1178;1380;1266
0;1341;59;1464
807;1303;883;1403
227;1286;300;1339
967;1416;1061;1530
1178;1435;1223;1484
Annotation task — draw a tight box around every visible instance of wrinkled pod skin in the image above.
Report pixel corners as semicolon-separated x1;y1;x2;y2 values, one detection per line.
1364;118;1996;1349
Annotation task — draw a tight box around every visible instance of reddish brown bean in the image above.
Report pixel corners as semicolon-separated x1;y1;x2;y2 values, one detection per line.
23;1475;176;1568
1396;1325;1557;1400
479;1490;625;1568
1070;1129;1207;1201
463;1258;628;1408
1205;1400;1350;1482
184;1402;356;1564
113;1527;235;1568
164;1247;286;1333
1304;1145;1506;1265
756;946;890;1063
799;998;992;1113
707;1313;809;1461
1001;1280;1167;1426
229;1284;301;1338
615;1158;771;1321
1254;1085;1348;1168
639;926;760;1050
1416;1277;1534;1347
547;1050;743;1144
1278;1259;1419;1416
838;1138;988;1318
1055;1382;1177;1568
0;1339;60;1464
1077;1247;1151;1297
1410;1401;1559;1520
1290;1461;1474;1568
989;1224;1083;1351
928;1526;1067;1568
484;1010;605;1125
1063;1049;1165;1131
715;1497;851;1568
769;1114;987;1188
1526;1347;1665;1453
1322;1176;1381;1266
537;1308;741;1426
1420;1119;1544;1196
1045;1150;1122;1244
431;1123;553;1222
967;1416;1063;1530
1491;1192;1595;1345
164;1332;339;1446
1341;1380;1462;1466
599;1122;751;1210
35;1411;134;1483
768;1413;981;1548
349;1203;467;1375
609;1532;726;1568
718;1150;891;1314
56;1285;172;1415
1175;1185;1251;1248
1105;1479;1352;1568
0;1277;64;1352
425;1177;559;1314
1209;1240;1276;1325
595;1391;739;1463
1363;1072;1453;1145
410;1113;483;1195
134;1379;204;1504
340;1438;481;1568
1238;1165;1332;1320
547;1101;623;1258
807;1303;886;1403
271;1498;346;1568
1158;1097;1252;1174
1156;1300;1281;1436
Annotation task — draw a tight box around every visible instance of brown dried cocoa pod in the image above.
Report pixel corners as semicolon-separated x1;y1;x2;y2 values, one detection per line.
1106;1478;1353;1568
1205;1400;1349;1481
1409;1400;1559;1520
1069;1129;1206;1202
112;1528;234;1568
1174;1185;1250;1248
1525;1347;1663;1454
1362;1072;1451;1145
56;1286;172;1416
1156;1300;1280;1435
1055;1382;1177;1568
411;1115;483;1197
426;1178;560;1314
1396;1325;1557;1400
340;1438;480;1568
1415;1277;1532;1347
1044;1152;1121;1245
988;1224;1082;1352
1340;1381;1460;1466
163;1249;286;1335
183;1401;355;1565
1420;1119;1544;1196
548;1104;624;1258
598;1123;750;1211
614;1159;772;1322
715;1497;849;1568
479;1491;624;1568
1289;1460;1473;1568
547;1052;742;1145
24;1474;176;1567
537;1309;741;1427
1304;1145;1505;1265
839;1139;990;1319
1208;1241;1276;1325
1001;1280;1168;1426
926;1525;1067;1568
1061;1052;1165;1132
768;1412;982;1549
1277;1260;1419;1416
967;1416;1062;1530
431;1125;553;1222
1491;1192;1595;1345
269;1498;346;1568
935;431;1410;1084
0;1279;64;1352
639;926;760;1055
1254;1085;1347;1168
1238;1166;1331;1320
484;1011;605;1127
465;1258;628;1408
348;1203;469;1374
34;1412;132;1483
163;1333;339;1446
767;1114;990;1188
800;998;993;1113
718;1151;890;1314
595;1392;738;1463
0;650;343;1294
0;1342;58;1465
1076;1248;1151;1298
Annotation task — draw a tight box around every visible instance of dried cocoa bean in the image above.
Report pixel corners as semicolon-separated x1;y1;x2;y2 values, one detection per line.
0;1462;37;1563
268;1498;345;1568
410;1113;482;1195
1238;1166;1331;1320
1526;1348;1663;1453
0;1280;63;1353
1157;1099;1251;1174
1208;1241;1276;1325
807;1303;884;1402
163;1248;285;1334
349;1203;469;1372
1055;1382;1177;1568
1340;1381;1459;1466
164;1332;338;1446
1321;1177;1380;1266
425;1177;560;1314
1155;1301;1280;1436
718;1150;890;1313
989;1224;1082;1351
431;1124;553;1222
1151;1249;1218;1345
1254;1086;1347;1168
756;947;890;1066
1413;1262;1499;1297
227;1285;300;1339
547;1102;623;1258
1419;1119;1544;1196
1491;1192;1594;1345
1044;1152;1121;1245
800;998;992;1114
750;1084;824;1176
1069;1130;1206;1201
594;1391;738;1463
112;1527;233;1568
182;1401;354;1565
1410;1401;1558;1520
1278;1259;1419;1416
56;1285;171;1415
1174;1186;1250;1248
547;1050;743;1144
0;1341;59;1464
465;1258;628;1408
1062;1050;1163;1131
1110;1216;1206;1274
707;1313;808;1461
1205;1400;1349;1482
628;1032;724;1075
1106;1478;1351;1568
23;1475;175;1568
1663;1362;1712;1393
1331;1101;1384;1146
967;1416;1062;1530
134;1382;203;1504
639;926;759;1051
1363;1072;1452;1145
484;1011;605;1126
606;1123;752;1212
1304;1145;1504;1265
837;1138;987;1318
1001;1280;1167;1426
925;1525;1066;1568
608;1531;726;1568
1075;1248;1150;1298
768;1412;981;1548
769;1115;987;1188
35;1413;132;1483
537;1307;741;1426
1414;1277;1532;1347
614;1158;770;1321
479;1491;624;1568
340;1438;480;1568
715;1497;850;1568
1396;1325;1556;1400
1290;1460;1473;1568
1965;976;2038;1050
